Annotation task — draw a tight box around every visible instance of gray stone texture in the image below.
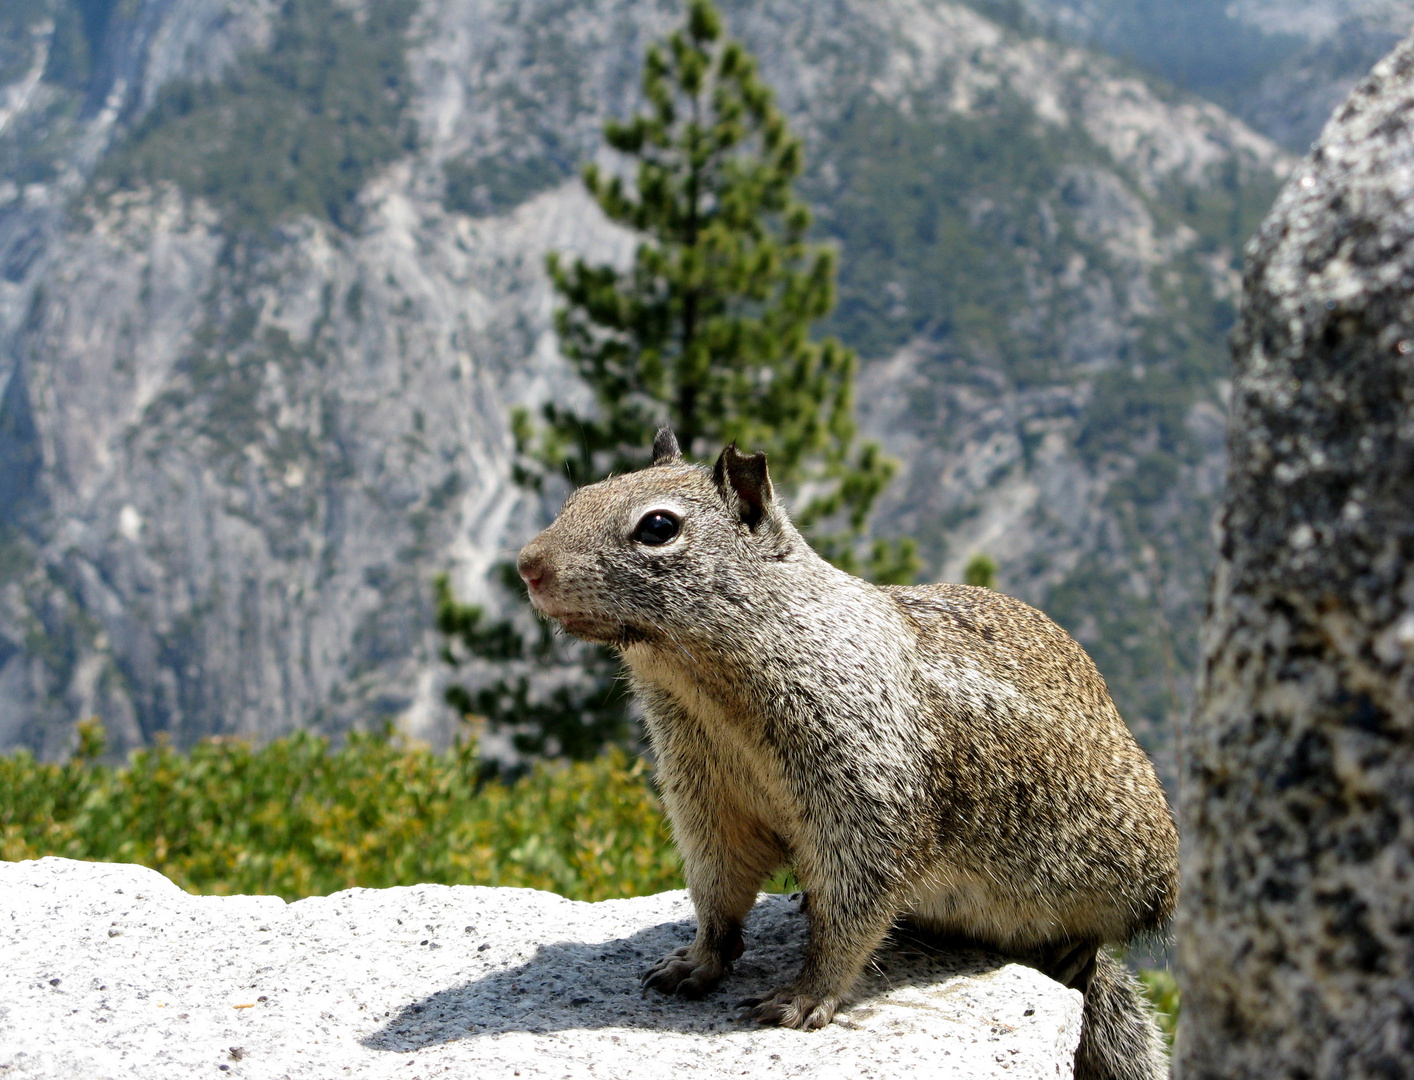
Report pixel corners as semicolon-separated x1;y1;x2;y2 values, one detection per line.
1176;32;1414;1080
0;858;1082;1079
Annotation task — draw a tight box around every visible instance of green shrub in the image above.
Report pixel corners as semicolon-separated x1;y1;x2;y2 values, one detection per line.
0;720;681;902
1137;966;1180;1046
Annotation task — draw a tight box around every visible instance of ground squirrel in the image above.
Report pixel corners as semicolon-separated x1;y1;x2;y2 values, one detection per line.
517;429;1179;1080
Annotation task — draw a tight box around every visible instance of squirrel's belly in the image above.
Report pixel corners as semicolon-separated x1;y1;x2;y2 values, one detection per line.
905;869;1135;949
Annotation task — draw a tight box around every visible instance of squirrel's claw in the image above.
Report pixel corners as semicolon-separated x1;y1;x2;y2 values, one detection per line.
641;946;723;999
640;945;689;984
739;989;840;1030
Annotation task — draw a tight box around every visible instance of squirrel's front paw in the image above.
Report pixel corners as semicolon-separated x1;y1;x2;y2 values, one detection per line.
738;989;840;1030
641;946;725;999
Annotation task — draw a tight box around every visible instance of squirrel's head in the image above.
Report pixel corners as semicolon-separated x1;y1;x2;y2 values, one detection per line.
517;427;804;646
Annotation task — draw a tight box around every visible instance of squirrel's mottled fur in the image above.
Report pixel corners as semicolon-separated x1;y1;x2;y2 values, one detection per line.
517;430;1178;1080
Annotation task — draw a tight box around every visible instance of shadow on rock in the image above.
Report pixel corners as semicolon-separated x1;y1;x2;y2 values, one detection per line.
361;894;1012;1052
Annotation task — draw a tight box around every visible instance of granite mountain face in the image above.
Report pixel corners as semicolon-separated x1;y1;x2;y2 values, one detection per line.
1018;0;1414;150
0;0;1294;773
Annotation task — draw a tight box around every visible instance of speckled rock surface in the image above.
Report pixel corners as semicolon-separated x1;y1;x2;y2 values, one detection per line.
1176;31;1414;1080
0;858;1081;1079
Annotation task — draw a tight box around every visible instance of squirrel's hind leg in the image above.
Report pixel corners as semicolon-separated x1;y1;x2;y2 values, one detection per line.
1036;938;1100;991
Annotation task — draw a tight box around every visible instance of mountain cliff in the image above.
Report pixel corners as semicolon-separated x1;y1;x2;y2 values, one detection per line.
0;0;1294;777
1019;0;1414;150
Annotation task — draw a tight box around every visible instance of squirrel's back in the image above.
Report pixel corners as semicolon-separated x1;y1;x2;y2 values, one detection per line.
880;582;1177;940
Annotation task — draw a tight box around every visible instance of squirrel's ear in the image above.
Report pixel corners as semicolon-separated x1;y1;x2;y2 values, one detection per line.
712;443;774;529
652;426;682;465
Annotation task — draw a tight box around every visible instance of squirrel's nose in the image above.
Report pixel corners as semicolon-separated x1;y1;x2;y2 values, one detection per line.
517;546;553;591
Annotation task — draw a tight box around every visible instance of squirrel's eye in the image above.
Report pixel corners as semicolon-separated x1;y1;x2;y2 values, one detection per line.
632;511;681;546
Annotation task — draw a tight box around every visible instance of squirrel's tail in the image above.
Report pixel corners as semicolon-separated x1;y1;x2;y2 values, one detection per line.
1073;952;1168;1080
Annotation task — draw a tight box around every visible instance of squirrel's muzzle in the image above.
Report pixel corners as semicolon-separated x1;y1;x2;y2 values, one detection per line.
517;544;554;595
516;535;625;644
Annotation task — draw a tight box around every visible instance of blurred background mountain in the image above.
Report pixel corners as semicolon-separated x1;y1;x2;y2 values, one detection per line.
1016;0;1414;149
0;0;1404;784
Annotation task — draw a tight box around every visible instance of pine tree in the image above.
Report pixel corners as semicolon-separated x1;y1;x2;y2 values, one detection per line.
520;0;902;561
439;0;914;762
964;553;998;589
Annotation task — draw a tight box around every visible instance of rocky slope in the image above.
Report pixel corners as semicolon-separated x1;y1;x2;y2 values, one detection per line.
0;0;1293;774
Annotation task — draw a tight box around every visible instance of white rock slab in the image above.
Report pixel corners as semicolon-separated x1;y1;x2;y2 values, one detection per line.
0;858;1081;1079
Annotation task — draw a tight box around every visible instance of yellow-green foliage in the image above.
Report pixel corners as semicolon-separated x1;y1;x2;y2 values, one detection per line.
0;721;681;902
1137;966;1180;1046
